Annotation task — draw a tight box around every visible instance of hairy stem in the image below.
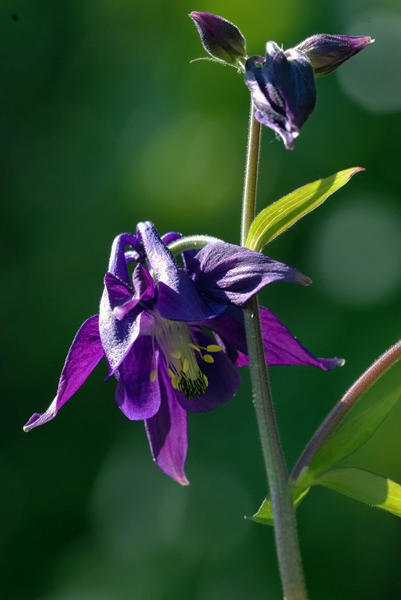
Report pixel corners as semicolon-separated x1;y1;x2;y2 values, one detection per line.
242;103;308;600
241;104;262;247
292;339;401;481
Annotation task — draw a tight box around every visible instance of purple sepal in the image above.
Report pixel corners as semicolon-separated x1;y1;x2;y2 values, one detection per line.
294;34;373;77
203;306;344;371
23;315;104;432
258;307;345;369
189;242;310;306
145;365;189;485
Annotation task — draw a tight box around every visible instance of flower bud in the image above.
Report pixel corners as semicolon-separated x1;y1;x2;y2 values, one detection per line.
189;11;247;68
293;34;373;77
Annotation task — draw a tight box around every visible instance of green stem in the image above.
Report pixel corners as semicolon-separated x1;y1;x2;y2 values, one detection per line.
291;339;401;481
241;104;262;247
242;104;308;600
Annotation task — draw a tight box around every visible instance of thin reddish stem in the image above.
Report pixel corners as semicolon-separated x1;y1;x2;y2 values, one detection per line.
292;339;401;481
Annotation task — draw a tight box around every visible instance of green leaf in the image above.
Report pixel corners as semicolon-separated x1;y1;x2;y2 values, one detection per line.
316;468;401;518
250;486;310;526
308;387;401;478
250;496;274;526
245;167;363;252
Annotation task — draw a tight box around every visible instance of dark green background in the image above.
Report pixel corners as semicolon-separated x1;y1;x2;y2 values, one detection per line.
2;0;401;598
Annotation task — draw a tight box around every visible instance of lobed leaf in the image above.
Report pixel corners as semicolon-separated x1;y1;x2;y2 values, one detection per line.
245;167;363;252
316;468;401;518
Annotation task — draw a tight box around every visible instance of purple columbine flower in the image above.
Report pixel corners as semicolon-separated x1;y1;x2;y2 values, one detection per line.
245;42;316;150
24;222;343;484
245;34;372;149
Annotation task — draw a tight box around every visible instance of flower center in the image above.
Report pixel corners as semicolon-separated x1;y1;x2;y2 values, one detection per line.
151;318;221;399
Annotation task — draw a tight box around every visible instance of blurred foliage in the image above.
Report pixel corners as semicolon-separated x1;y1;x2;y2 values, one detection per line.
2;0;401;599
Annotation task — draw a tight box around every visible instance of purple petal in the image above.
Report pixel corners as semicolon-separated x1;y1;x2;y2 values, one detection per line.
172;328;241;413
107;233;140;286
106;264;157;322
188;242;310;306
161;231;182;245
114;335;161;420
23;315;104;432
145;365;189;485
104;272;135;310
100;261;159;374
137;221;226;321
132;263;157;301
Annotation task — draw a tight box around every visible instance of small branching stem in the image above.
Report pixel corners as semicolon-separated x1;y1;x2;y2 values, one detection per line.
292;339;401;480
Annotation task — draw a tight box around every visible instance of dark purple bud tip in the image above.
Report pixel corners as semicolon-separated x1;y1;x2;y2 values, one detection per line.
190;11;247;68
294;34;374;77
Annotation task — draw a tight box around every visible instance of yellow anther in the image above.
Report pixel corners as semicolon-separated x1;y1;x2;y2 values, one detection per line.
167;368;179;389
203;374;208;387
150;369;158;382
153;317;212;399
206;344;222;353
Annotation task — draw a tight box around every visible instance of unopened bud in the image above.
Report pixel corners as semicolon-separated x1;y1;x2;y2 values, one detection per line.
190;11;247;68
294;34;373;77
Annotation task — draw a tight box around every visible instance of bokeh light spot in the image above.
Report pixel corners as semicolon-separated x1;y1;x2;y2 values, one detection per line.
123;112;240;221
306;196;401;305
337;11;401;113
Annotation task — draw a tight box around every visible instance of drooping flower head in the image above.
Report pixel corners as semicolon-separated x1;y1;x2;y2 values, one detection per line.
24;222;343;483
245;43;316;150
245;34;372;149
189;12;373;149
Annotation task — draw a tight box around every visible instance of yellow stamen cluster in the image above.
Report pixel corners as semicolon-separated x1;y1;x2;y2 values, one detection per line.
150;318;222;399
